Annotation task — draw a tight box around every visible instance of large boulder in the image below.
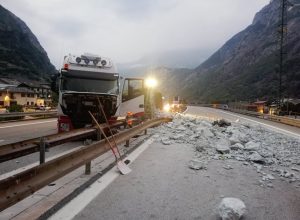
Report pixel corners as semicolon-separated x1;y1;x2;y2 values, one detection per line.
218;197;246;220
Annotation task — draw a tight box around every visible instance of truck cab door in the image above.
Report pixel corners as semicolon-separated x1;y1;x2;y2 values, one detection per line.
116;78;145;117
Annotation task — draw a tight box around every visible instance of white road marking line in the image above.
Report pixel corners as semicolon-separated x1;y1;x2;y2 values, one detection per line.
0;120;57;129
219;110;300;139
0;140;4;142
182;106;189;114
49;137;155;220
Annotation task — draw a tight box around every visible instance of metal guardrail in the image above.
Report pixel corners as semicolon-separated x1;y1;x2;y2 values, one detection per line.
0;117;171;211
192;104;300;128
0;120;125;163
0;110;58;119
225;108;300;128
263;114;300;127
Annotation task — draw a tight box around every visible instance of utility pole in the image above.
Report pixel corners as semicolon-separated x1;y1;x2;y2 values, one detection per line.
277;0;293;108
278;0;287;106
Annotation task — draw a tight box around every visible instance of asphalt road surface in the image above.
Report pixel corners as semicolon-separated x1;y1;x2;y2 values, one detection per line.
51;106;300;220
185;106;300;139
0;118;57;145
0;118;65;175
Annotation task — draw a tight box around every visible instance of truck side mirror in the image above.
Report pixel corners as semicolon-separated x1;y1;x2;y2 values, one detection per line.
50;73;59;94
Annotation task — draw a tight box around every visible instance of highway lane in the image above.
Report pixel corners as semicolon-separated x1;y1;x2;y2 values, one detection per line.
185;106;300;139
0;118;82;175
0;118;57;145
51;106;300;220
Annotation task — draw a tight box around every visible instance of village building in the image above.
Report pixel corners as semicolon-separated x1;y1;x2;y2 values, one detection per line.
0;78;52;107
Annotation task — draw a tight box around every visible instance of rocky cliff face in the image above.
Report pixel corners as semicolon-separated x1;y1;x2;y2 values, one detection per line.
0;5;56;81
160;0;300;102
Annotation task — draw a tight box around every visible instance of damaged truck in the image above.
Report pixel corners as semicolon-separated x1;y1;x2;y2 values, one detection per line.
53;53;146;132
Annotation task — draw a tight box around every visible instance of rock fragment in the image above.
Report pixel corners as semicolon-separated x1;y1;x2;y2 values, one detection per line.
223;165;233;170
196;145;205;152
170;134;184;140
230;143;244;151
218;197;246;220
188;159;206;170
265;174;275;180
254;164;262;172
244;141;260;151
248;151;265;164
161;138;171;145
216;139;231;154
229;135;240;145
291;167;300;172
176;125;186;131
216;145;230;154
212;119;231;127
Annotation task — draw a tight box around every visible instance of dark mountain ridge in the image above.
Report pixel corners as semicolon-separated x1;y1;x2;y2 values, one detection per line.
0;5;56;81
157;0;300;102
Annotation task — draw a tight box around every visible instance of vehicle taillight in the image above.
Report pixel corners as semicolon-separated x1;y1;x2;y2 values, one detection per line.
108;116;118;124
64;63;69;70
58;115;73;132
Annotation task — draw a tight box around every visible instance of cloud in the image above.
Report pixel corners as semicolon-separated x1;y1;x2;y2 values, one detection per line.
0;0;270;68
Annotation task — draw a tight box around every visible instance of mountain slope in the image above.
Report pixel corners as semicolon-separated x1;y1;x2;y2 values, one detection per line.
158;0;300;102
0;5;55;81
118;48;214;74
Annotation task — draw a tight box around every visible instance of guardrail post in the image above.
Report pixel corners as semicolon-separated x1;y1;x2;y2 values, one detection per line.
85;161;91;175
96;128;101;141
85;127;103;174
85;128;102;175
125;139;130;148
39;137;46;164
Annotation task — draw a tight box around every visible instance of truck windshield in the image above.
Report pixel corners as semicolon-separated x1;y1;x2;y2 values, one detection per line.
61;77;118;94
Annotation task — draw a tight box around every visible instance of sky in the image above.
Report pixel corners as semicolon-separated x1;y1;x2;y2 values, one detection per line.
0;0;270;68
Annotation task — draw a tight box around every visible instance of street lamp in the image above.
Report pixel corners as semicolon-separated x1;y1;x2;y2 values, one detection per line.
4;95;10;107
145;77;157;119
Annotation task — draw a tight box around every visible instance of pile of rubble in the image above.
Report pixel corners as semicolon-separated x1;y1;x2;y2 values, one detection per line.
155;114;300;188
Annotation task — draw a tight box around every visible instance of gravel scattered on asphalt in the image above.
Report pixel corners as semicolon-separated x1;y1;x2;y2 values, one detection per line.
154;114;300;188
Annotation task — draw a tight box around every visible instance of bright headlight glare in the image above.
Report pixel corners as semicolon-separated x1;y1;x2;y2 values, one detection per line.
163;103;170;112
145;78;157;88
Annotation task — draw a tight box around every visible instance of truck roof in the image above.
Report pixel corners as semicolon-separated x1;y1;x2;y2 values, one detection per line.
63;53;119;75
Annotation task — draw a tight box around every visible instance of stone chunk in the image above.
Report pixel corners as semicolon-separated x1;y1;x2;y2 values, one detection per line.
212;119;231;127
266;174;275;180
170;134;185;140
188;159;206;170
161;138;171;145
216;141;230;154
229;135;240;145
196;145;205;152
218;197;246;220
248;151;265;163
230;143;244;151
176;125;186;131
291;167;300;172
223;165;233;170
244;141;260;151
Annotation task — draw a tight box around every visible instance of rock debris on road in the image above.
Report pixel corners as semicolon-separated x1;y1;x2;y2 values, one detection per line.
156;114;300;188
